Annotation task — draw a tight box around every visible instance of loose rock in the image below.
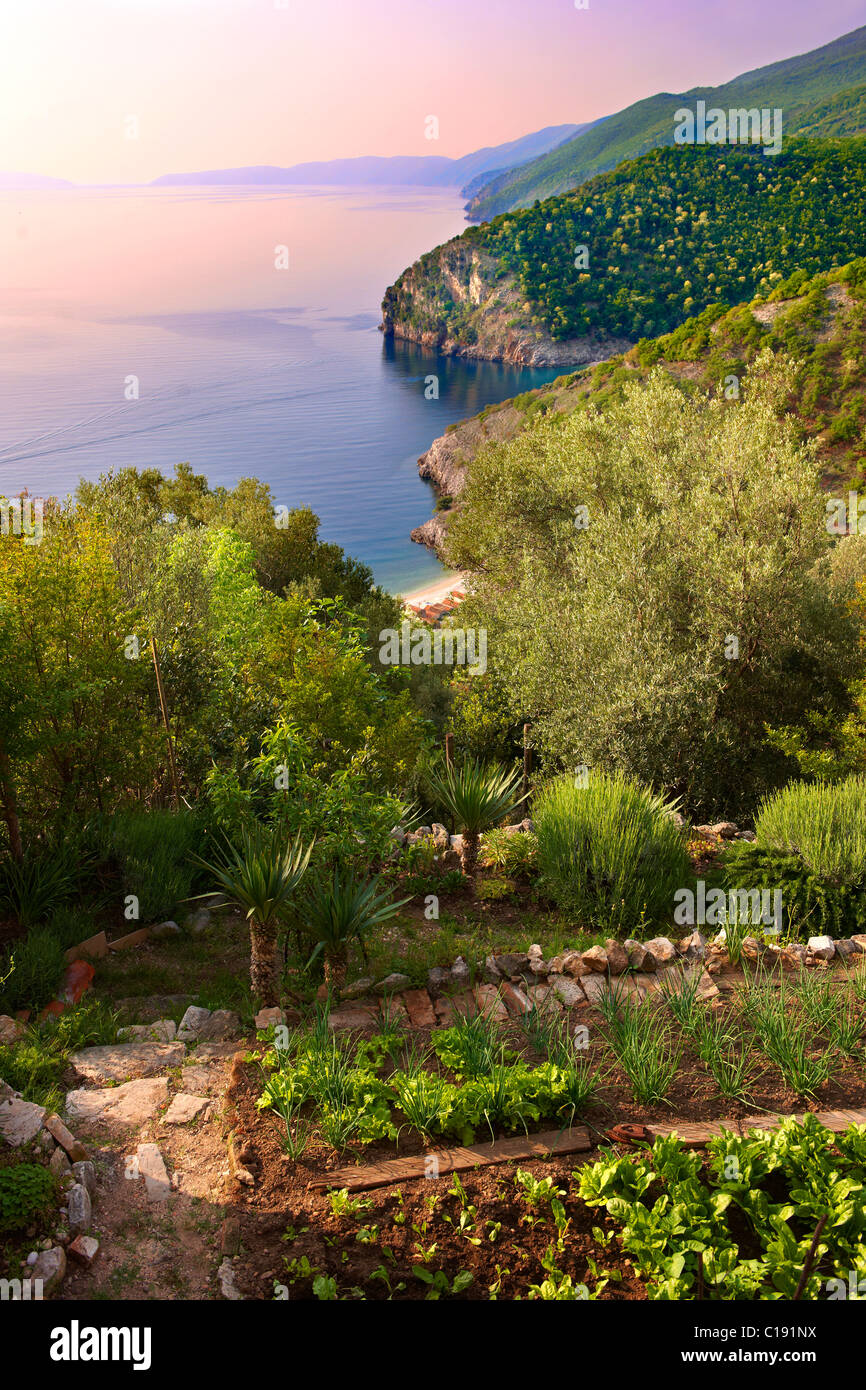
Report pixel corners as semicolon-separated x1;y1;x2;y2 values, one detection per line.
66;1182;92;1236
0;1097;46;1147
68;1235;99;1266
31;1246;66;1297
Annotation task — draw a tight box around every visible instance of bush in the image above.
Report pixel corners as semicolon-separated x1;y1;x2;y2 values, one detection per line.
481;828;537;877
0;852;77;929
721;841;866;940
0;1000;119;1108
0;1163;57;1235
755;776;866;887
534;771;691;934
97;807;206;922
0;929;66;1015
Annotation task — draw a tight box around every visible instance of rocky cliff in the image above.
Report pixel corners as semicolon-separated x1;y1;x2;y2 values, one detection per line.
380;233;630;368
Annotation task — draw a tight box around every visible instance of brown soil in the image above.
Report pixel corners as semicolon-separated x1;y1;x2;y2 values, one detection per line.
220;969;866;1301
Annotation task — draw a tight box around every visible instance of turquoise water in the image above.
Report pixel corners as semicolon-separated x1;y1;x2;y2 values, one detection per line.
0;186;562;592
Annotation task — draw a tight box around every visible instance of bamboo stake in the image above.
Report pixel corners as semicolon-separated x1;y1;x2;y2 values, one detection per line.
150;636;181;811
522;723;532;808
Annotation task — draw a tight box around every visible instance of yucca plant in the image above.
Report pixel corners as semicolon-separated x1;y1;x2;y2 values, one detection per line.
304;869;410;991
426;758;526;878
190;826;311;1006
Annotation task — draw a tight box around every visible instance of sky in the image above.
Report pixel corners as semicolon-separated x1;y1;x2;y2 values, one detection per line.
1;0;865;184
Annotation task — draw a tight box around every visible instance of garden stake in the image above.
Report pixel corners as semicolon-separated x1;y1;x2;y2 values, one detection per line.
793;1216;826;1300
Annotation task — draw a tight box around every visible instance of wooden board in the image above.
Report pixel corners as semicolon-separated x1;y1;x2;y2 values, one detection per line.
308;1126;591;1192
645;1108;866;1147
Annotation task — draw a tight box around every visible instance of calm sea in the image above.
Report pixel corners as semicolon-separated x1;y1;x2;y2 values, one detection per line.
0;186;561;592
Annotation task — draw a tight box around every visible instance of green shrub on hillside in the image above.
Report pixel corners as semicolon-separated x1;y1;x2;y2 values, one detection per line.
0;1164;57;1235
97;807;207;923
754;776;866;887
446;354;862;816
534;770;690;934
720;841;866;940
0;929;66;1016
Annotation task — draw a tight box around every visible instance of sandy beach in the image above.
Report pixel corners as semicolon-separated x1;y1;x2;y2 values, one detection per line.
398;571;467;609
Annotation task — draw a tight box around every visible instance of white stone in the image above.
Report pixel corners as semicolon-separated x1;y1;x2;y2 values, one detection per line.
218;1257;243;1300
69;1041;184;1083
644;936;677;965
137;1141;172;1201
0;1096;46;1147
31;1246;66;1296
176;1005;213;1041
67;1182;92;1235
163;1093;210;1125
66;1077;169;1127
807;935;835;960
549;974;586;1007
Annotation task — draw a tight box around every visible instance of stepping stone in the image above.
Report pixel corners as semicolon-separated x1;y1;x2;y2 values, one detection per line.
181;1064;226;1095
163;1093;210;1125
66;1077;169;1127
68;1042;185;1083
403;989;436;1028
136;1141;172;1201
0;1097;46;1147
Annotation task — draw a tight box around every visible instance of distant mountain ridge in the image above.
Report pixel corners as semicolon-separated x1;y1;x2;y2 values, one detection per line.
467;23;866;218
148;125;590;192
0;173;74;189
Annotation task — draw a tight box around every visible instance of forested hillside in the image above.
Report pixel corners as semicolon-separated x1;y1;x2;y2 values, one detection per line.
466;23;866;217
382;140;866;361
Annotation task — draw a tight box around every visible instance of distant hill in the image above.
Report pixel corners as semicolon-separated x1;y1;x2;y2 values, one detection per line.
466;24;866;218
0;173;74;189
149;125;588;191
382;139;866;366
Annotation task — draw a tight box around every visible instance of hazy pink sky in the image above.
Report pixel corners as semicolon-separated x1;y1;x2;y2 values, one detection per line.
2;0;864;183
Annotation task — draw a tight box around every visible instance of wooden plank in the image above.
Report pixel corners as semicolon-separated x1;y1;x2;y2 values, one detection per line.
108;927;151;952
64;931;109;963
308;1125;591;1192
645;1108;866;1148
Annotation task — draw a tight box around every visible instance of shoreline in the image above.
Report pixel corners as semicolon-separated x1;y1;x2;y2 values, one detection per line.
396;570;467;609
